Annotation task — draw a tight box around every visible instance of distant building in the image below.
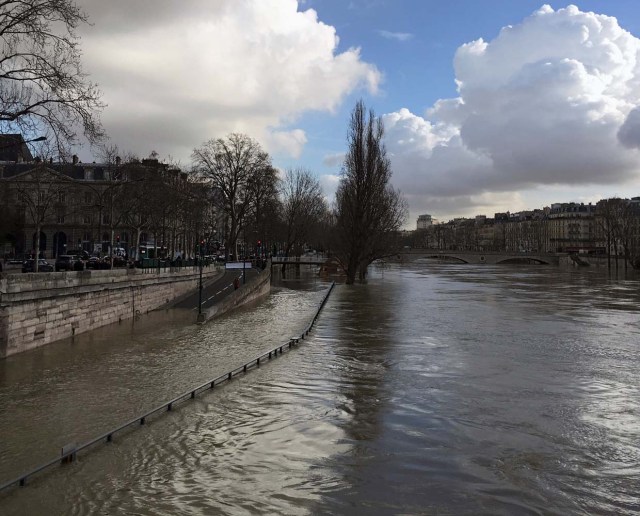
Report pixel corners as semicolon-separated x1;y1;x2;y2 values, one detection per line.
416;214;434;230
548;202;596;253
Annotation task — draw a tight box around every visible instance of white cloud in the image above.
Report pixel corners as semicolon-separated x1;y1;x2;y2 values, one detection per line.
383;5;640;222
264;129;308;159
322;152;345;167
320;173;341;203
78;0;380;161
378;30;414;42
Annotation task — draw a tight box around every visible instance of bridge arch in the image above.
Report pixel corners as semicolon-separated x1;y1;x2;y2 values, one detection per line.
495;257;551;265
419;254;469;264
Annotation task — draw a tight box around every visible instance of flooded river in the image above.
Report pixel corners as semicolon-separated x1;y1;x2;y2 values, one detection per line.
1;262;639;514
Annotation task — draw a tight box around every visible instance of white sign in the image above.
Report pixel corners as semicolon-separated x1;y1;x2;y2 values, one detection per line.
225;261;252;269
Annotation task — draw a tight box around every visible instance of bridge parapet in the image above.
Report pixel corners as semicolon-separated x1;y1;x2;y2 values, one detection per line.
271;256;326;265
401;249;562;265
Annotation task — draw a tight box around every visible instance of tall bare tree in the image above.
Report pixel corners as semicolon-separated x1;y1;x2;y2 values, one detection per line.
192;133;271;260
333;100;407;284
0;0;104;156
279;168;327;272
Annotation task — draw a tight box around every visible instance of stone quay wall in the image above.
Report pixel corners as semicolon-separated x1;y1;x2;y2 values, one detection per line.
0;266;222;358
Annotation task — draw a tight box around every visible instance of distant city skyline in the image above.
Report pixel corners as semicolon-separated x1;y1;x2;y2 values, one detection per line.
73;1;640;227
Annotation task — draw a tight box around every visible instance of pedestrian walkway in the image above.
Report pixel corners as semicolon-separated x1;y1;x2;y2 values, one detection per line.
172;267;260;311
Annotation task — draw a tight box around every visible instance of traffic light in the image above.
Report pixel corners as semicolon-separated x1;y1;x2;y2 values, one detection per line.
116;234;120;243
200;239;205;255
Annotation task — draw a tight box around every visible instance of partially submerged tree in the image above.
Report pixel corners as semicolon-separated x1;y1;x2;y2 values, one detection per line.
192;133;271;260
0;0;104;156
333;100;407;284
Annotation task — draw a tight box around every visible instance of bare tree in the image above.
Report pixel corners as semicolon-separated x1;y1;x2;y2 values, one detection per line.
192;133;271;260
279;168;327;273
11;164;70;270
333;100;407;284
0;0;104;156
246;163;279;256
596;198;626;270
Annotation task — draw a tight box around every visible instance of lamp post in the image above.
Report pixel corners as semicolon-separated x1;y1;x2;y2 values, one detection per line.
198;238;204;316
242;242;246;284
0;135;46;156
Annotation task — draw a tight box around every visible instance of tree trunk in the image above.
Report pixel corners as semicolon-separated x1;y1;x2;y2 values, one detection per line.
34;224;41;272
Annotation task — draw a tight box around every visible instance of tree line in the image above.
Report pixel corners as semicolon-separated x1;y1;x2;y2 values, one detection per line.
191;100;407;285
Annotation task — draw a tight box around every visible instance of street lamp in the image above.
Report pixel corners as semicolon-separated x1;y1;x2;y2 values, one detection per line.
242;242;246;284
198;238;205;315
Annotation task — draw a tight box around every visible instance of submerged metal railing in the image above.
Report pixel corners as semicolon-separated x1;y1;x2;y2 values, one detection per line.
0;282;335;494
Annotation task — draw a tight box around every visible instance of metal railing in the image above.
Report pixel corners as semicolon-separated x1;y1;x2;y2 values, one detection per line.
0;281;335;494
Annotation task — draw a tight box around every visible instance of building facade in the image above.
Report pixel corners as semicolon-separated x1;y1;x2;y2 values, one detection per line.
0;157;214;261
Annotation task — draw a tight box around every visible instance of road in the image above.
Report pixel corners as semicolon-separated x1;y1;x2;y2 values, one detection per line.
173;266;260;311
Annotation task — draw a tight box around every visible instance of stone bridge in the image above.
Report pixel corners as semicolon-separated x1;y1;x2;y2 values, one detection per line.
399;249;564;265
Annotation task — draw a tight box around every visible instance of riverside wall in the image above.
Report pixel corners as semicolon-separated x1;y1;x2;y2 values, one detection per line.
0;266;222;358
197;264;271;324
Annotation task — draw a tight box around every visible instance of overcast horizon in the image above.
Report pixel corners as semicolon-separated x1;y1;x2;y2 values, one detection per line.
72;1;640;227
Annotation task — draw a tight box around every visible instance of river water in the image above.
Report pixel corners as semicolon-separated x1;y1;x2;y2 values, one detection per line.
1;262;639;515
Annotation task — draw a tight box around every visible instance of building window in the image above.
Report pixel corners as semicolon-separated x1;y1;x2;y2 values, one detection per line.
102;213;110;225
84;192;92;204
83;215;91;224
57;213;65;224
58;192;66;203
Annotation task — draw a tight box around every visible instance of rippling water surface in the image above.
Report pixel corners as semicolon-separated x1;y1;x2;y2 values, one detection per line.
1;263;639;515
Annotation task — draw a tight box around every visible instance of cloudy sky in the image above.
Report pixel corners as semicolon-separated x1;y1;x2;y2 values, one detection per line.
75;0;640;226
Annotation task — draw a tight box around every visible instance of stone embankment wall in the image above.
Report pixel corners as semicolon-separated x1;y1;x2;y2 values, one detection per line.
0;267;222;358
197;264;271;324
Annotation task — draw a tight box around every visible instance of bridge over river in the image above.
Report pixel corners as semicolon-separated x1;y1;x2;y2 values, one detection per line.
398;248;566;265
270;251;567;267
271;256;326;266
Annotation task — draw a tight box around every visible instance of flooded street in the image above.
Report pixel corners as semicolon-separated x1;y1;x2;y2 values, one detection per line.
1;263;639;514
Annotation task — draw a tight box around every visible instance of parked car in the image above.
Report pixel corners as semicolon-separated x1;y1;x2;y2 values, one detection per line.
22;259;54;273
55;255;76;271
86;256;101;269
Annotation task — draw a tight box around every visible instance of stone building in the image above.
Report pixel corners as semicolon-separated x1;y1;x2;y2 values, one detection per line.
547;202;596;253
0;155;214;260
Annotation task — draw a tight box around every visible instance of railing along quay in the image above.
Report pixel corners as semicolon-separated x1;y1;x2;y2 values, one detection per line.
0;282;335;494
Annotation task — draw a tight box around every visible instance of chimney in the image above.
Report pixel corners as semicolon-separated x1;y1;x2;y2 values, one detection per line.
72;154;78;165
